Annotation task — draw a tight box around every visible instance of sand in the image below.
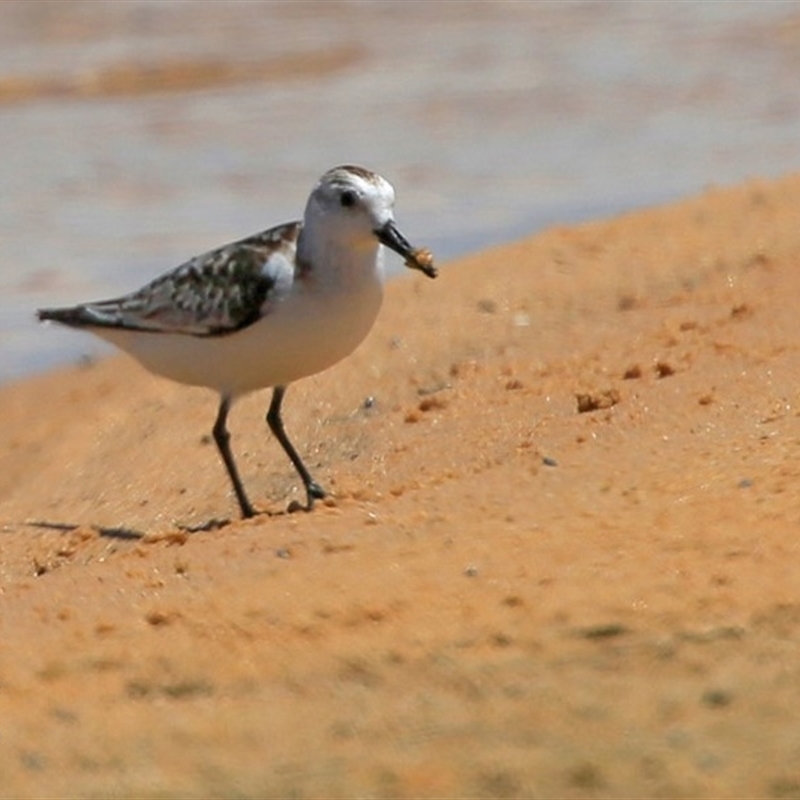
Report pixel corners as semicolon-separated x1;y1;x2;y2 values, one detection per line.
3;174;800;798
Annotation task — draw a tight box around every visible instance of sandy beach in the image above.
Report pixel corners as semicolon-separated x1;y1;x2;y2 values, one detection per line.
3;173;800;797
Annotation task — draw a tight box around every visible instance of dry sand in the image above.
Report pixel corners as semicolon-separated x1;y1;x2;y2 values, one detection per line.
3;174;800;798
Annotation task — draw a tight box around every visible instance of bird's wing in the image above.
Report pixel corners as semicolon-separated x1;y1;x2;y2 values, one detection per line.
38;222;302;337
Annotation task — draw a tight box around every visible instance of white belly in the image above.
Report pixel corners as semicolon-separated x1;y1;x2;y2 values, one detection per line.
96;279;384;396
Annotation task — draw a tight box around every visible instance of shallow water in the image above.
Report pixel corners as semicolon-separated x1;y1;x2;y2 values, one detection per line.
1;1;798;381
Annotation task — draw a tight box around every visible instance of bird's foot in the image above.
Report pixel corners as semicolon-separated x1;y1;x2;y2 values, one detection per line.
287;481;326;514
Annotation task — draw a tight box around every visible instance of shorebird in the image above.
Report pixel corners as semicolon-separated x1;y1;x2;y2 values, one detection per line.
38;165;436;518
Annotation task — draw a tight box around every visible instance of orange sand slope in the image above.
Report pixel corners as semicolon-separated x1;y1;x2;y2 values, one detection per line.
2;174;800;798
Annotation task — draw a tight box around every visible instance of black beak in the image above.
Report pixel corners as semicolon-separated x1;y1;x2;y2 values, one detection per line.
375;220;437;278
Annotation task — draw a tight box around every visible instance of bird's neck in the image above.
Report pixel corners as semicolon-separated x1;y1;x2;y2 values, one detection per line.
296;224;385;289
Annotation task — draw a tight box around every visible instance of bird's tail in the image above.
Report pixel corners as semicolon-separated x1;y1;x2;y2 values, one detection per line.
37;305;100;328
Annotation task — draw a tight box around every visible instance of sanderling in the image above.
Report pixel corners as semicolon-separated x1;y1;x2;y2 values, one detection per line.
38;165;437;519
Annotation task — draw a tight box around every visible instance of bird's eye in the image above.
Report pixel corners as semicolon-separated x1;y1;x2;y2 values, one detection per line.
340;189;357;208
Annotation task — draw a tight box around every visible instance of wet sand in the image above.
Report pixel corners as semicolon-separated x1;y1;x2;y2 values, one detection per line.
3;174;800;797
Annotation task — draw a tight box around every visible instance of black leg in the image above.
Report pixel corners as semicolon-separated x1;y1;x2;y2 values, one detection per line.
212;396;256;519
266;385;325;510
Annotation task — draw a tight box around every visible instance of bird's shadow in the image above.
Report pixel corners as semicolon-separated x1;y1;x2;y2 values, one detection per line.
25;520;145;540
22;504;299;541
23;516;243;539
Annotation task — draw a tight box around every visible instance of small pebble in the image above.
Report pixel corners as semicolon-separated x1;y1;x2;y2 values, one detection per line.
701;688;733;708
512;311;530;327
576;623;628;640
